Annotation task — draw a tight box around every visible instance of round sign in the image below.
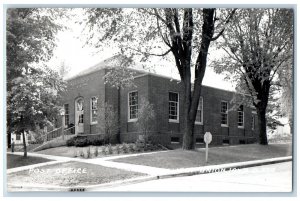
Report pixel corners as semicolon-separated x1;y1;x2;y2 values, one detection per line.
204;132;212;144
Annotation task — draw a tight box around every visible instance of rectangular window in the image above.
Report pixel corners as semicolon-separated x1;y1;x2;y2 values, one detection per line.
251;114;255;130
195;96;203;124
90;97;98;124
128;91;138;121
64;104;69;127
238;105;244;128
221;101;228;126
16;134;21;140
169;92;179;122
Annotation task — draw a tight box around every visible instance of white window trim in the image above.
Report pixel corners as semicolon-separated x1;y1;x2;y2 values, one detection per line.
168;91;179;123
128;90;138;122
64;104;69;128
237;105;244;129
221;100;229;127
90;97;98;125
195;96;203;125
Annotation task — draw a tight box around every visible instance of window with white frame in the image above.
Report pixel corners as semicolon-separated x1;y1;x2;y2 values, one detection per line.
195;96;203;124
128;91;138;121
64;104;69;127
169;92;179;122
238;105;244;128
90;97;98;124
221;101;228;126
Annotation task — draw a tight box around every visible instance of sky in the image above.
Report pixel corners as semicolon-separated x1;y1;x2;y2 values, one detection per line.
47;8;236;91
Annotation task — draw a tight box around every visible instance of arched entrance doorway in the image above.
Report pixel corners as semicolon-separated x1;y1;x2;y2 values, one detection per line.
75;97;84;134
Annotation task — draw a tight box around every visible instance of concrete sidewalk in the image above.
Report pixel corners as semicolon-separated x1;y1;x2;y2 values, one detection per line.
6;150;292;191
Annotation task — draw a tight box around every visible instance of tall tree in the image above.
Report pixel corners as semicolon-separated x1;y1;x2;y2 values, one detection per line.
277;60;293;133
6;8;66;156
212;9;293;145
83;8;236;150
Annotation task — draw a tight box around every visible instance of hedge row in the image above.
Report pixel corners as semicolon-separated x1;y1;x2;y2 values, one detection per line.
66;136;105;147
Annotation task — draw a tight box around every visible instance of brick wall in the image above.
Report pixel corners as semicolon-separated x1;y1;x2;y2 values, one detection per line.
62;69;106;134
62;68;258;146
119;73;258;145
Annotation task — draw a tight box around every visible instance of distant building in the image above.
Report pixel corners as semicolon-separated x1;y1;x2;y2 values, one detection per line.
62;57;259;146
11;131;34;146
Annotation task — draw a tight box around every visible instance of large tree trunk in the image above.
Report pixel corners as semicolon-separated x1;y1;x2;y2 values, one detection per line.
182;117;195;150
22;130;27;157
182;79;195;150
181;9;215;150
257;108;268;145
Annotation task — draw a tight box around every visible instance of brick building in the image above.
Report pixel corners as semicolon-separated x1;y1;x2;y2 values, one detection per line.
62;58;259;146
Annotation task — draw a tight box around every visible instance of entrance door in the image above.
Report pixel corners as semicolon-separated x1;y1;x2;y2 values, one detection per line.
75;98;84;134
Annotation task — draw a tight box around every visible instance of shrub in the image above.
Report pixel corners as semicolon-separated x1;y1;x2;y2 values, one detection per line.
67;136;105;147
74;137;88;147
89;136;105;146
128;143;135;153
115;144;121;154
108;144;113;154
102;146;107;155
94;147;99;157
66;137;76;146
122;143;129;153
79;149;84;158
86;147;91;158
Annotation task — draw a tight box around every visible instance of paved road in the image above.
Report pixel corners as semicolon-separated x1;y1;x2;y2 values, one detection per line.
98;162;292;192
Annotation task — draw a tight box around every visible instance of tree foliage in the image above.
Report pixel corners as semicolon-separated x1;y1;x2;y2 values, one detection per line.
97;99;119;144
6;8;66;155
83;8;236;149
135;98;156;142
212;9;293;144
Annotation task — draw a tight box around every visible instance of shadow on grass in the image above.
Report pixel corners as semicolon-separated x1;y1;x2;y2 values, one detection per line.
7;154;52;169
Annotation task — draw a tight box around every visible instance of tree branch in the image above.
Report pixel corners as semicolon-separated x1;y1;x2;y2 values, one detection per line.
210;8;237;41
126;46;172;57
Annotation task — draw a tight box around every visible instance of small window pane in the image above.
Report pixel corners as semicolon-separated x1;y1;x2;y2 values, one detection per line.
238;105;244;127
169;92;179;121
91;97;98;123
221;101;228;125
196;97;203;123
129;92;138;120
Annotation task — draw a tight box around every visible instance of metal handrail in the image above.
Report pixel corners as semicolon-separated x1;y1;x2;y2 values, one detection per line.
40;126;75;142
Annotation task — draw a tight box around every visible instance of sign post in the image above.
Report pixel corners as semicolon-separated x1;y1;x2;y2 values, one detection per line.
204;132;212;163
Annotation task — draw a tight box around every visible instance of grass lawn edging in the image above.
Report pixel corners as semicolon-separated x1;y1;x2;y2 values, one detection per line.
8;155;291;191
157;156;292;179
111;143;292;169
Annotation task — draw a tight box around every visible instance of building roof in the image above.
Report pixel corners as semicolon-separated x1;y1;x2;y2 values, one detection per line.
66;55;130;81
65;55;249;97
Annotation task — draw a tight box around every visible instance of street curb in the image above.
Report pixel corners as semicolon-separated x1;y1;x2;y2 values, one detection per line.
155;156;292;180
87;156;292;191
7;156;292;192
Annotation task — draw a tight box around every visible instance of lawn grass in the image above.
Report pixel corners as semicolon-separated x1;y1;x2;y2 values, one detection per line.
36;146;83;157
8;161;145;187
7;154;52;169
112;143;292;169
35;143;160;158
